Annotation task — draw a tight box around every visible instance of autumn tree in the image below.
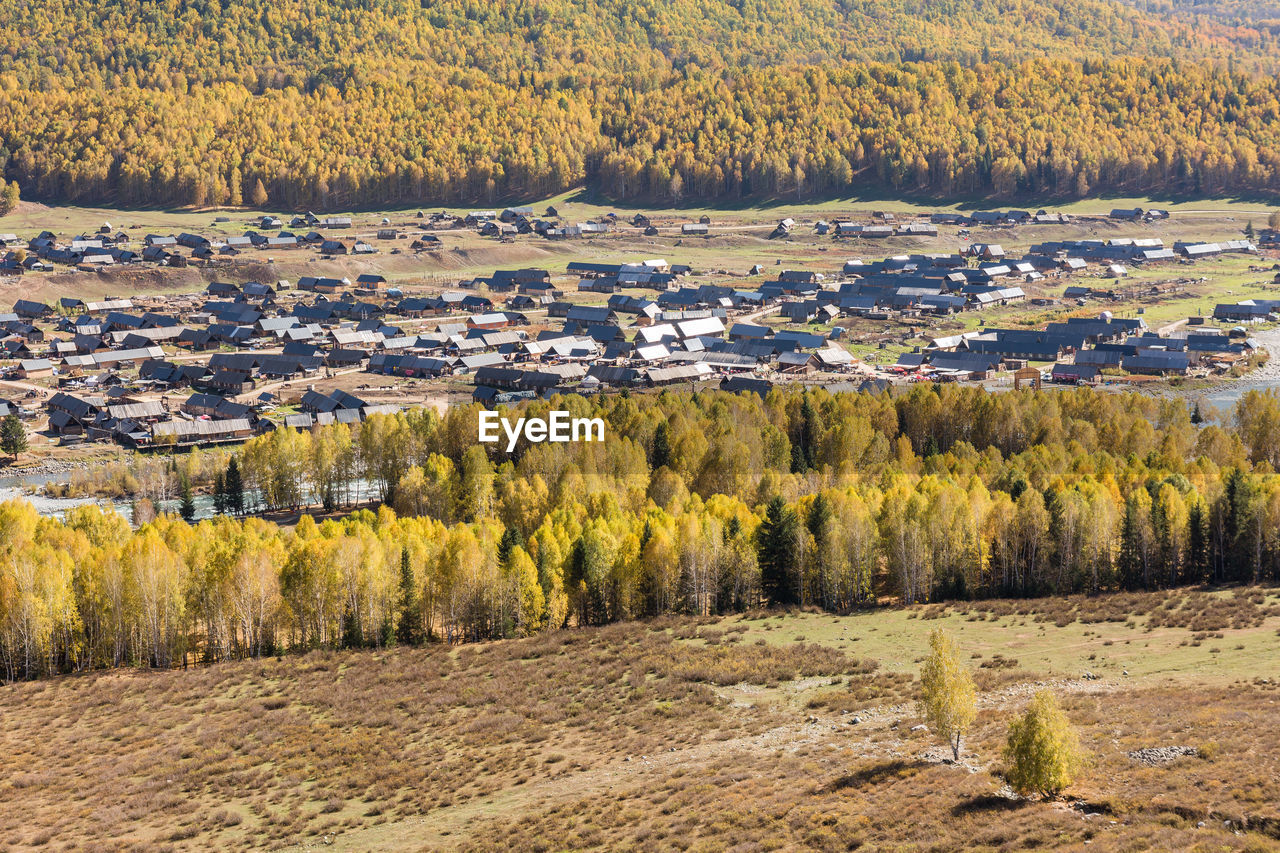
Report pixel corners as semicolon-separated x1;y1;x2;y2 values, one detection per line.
918;628;977;761
1003;690;1084;798
0;181;17;215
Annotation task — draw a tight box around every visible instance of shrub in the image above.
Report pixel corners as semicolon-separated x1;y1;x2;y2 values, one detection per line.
1003;690;1083;798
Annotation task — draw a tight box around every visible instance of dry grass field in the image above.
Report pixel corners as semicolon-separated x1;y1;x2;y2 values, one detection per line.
2;587;1280;852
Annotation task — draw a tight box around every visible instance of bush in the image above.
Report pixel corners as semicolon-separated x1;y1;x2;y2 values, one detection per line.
1003;690;1083;797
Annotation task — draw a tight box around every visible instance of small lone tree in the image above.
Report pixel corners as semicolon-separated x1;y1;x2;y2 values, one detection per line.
918;628;977;761
0;414;27;460
1003;690;1083;798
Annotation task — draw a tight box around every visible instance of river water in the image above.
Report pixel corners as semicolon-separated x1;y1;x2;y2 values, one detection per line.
0;472;386;522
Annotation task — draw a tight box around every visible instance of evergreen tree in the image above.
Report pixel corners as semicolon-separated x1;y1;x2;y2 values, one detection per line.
1186;498;1209;584
498;525;523;567
226;457;245;515
757;496;800;605
341;605;362;649
807;492;831;540
0;414;27;460
1190;401;1203;425
651;421;671;469
1224;469;1261;584
212;470;227;515
178;475;196;523
395;548;422;646
1117;496;1142;590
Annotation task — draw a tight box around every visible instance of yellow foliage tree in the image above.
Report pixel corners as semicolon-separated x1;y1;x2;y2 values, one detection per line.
917;628;977;761
1003;690;1084;798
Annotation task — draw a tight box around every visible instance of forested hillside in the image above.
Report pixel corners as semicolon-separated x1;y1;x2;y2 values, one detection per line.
1;0;1279;207
6;385;1280;682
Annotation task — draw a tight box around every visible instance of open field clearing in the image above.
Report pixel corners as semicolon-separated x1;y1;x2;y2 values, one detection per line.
2;587;1279;851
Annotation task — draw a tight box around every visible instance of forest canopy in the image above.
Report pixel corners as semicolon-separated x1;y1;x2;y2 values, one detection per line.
6;385;1280;682
1;0;1280;206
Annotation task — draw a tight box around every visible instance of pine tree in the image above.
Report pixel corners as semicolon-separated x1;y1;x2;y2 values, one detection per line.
213;470;227;514
179;475;196;522
1186;499;1209;585
807;493;831;540
226;457;245;515
651;421;671;469
498;525;523;567
395;548;422;646
340;605;362;649
1190;401;1203;425
1117;496;1142;590
0;414;27;460
757;496;800;605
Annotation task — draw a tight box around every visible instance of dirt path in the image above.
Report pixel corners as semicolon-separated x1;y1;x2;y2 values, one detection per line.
286;677;1114;852
235;367;364;403
744;304;781;322
0;378;50;398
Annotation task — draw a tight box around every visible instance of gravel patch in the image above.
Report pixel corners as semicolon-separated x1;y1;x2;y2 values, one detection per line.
1127;746;1198;766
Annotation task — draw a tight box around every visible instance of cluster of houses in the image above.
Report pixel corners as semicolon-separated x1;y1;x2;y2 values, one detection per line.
41;384;402;448
890;316;1257;383
0;204;1203;276
1213;298;1280;323
0;214;455;272
1;213;1267;447
919;207;1169;228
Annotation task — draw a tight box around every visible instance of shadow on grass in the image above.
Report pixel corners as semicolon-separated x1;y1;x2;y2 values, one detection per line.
951;793;1033;817
828;759;922;791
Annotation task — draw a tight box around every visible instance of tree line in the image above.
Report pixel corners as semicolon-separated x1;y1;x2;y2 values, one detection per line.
5;59;1280;207
5;384;1280;681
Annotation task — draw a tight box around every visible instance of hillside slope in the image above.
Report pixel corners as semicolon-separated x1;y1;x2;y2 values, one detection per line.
0;0;1201;84
2;593;1278;850
0;0;1278;207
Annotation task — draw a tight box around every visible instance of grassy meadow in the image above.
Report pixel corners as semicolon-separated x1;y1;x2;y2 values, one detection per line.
2;587;1279;851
